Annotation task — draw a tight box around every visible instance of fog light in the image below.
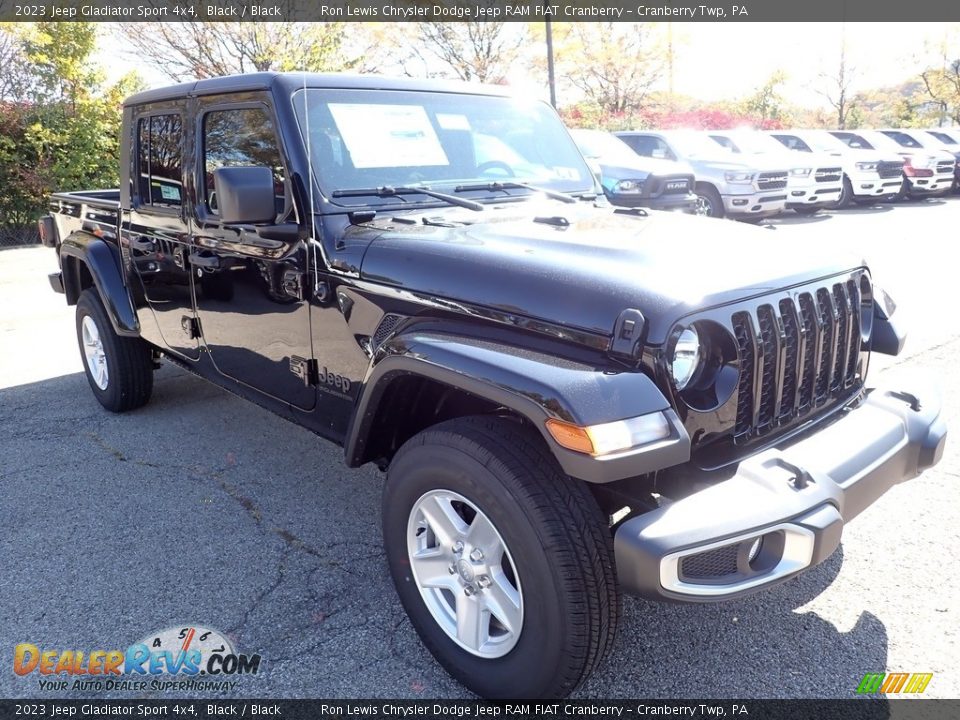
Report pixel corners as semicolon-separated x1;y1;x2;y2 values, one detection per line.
747;537;763;563
732;198;748;206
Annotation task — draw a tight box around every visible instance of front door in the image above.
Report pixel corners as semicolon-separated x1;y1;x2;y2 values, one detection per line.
191;100;315;411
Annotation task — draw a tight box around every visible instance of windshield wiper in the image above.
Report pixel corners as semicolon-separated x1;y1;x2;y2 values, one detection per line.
331;185;483;212
453;181;578;204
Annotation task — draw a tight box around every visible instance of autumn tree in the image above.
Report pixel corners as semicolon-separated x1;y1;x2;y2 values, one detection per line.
818;40;857;129
403;22;526;83
0;23;141;234
116;22;383;82
921;60;960;126
556;23;665;116
742;71;792;125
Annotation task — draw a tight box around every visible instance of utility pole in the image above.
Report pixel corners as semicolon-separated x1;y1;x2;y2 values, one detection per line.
545;9;557;107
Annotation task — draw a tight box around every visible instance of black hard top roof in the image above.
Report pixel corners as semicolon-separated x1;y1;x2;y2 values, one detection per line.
123;72;515;107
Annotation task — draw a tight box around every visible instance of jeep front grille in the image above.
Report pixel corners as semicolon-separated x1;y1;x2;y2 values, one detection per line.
756;171;788;191
815;167;842;183
877;161;904;179
731;278;863;440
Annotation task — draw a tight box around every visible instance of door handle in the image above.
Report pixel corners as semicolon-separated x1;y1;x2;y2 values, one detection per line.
129;237;155;252
189;253;220;269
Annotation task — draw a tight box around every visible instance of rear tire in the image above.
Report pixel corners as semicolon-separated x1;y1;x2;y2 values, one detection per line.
76;289;154;412
382;416;619;699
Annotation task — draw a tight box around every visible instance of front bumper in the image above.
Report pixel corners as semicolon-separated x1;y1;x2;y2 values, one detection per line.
614;375;946;602
722;190;787;217
849;172;903;199
906;174;954;195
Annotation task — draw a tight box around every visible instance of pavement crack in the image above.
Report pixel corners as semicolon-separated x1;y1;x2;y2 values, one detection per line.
227;547;292;641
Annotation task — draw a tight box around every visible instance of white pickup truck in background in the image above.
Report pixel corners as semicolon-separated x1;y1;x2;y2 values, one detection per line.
830;129;955;199
768;129;904;207
707;129;842;214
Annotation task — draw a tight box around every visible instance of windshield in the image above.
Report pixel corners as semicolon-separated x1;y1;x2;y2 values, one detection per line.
880;130;924;149
712;131;787;155
291;88;593;207
799;131;850;153
666;131;733;158
570;130;634;160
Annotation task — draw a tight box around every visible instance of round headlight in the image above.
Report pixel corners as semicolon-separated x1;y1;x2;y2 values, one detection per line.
670;326;701;390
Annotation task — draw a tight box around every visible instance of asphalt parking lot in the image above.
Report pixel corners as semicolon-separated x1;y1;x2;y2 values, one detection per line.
2;197;959;699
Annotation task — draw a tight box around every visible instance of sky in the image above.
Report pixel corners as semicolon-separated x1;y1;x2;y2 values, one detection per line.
99;22;959;111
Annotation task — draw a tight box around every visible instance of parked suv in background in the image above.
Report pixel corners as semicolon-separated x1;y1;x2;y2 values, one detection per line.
570;129;699;213
830;129;955;199
615;129;789;220
707;129;842;214
918;128;960;191
769;129;904;207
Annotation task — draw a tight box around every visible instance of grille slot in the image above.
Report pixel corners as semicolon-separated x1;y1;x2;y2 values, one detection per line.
877;161;903;179
756;171;788;190
732;277;864;442
815;167;842;183
679;543;740;580
936;160;955;174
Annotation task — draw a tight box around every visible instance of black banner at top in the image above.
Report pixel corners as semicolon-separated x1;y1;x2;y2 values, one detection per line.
1;0;959;23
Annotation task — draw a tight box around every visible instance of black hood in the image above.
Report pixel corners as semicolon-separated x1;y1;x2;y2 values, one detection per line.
357;201;863;345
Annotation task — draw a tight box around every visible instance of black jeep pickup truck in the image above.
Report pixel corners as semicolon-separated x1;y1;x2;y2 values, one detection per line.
40;73;946;699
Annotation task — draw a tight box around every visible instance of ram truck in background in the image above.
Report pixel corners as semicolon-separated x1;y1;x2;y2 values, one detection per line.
768;129;905;207
916;128;960;191
37;73;946;699
570;129;700;214
831;129;955;199
706;129;842;214
614;129;789;220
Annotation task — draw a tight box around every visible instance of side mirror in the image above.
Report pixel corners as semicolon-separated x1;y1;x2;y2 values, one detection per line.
213;166;276;224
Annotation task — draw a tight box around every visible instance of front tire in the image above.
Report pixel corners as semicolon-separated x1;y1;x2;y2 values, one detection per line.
833;175;854;209
694;183;724;218
382;416;619;699
76;289;154;412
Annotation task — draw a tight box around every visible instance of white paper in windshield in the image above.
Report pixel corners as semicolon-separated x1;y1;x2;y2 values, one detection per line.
329;103;449;169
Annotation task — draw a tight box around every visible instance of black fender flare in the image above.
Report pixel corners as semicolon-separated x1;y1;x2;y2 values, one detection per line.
60;232;140;337
345;331;690;483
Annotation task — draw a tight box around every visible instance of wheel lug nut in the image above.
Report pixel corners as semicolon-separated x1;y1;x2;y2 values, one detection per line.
464;585;475;597
452;541;464;554
448;564;456;574
469;548;483;562
478;575;491;588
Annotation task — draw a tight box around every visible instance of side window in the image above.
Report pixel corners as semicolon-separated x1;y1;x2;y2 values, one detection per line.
652;138;676;161
137;114;183;208
203;107;286;217
624;134;655;157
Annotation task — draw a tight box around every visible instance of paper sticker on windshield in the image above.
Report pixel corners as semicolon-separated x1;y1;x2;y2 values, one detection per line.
329;103;449;169
436;113;471;131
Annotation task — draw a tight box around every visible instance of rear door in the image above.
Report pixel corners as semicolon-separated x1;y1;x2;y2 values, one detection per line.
127;107;200;360
190;97;316;411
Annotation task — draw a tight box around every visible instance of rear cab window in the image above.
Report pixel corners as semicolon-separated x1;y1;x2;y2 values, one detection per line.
137;113;183;209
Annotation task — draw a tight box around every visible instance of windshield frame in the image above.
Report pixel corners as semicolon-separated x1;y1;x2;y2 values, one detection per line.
290;87;596;210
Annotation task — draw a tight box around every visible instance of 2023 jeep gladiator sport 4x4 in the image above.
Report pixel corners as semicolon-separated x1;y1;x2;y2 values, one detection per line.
39;73;946;699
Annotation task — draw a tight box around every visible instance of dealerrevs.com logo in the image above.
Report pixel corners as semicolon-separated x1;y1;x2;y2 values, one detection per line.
14;626;261;693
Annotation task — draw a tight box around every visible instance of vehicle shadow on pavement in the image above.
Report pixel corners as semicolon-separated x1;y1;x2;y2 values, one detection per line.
767;213;835;227
579;545;891;699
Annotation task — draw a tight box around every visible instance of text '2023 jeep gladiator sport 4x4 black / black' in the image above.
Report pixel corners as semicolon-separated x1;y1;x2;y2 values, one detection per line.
39;73;946;699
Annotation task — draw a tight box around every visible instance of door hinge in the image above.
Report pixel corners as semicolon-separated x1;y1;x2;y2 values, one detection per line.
290;355;319;386
281;268;304;301
181;316;201;339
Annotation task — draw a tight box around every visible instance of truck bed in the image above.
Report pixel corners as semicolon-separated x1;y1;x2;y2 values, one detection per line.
48;189;121;246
